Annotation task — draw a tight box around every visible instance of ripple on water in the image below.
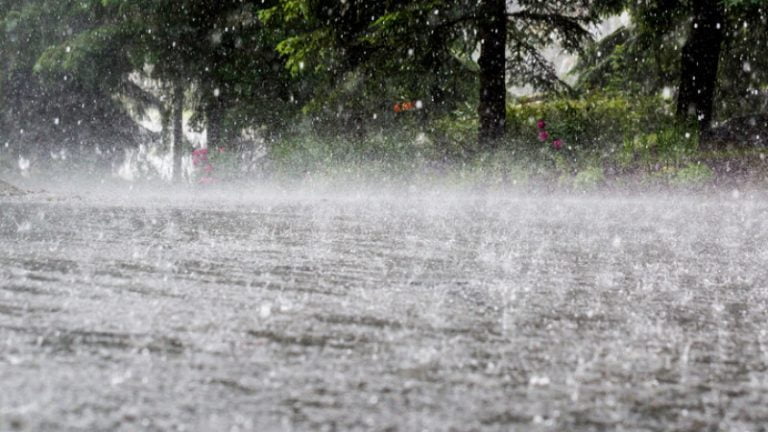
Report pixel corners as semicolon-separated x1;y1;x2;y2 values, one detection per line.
1;194;768;431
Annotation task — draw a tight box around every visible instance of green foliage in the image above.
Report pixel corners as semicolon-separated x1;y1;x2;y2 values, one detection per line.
573;166;605;189
577;0;768;121
507;92;675;155
0;0;140;155
266;130;435;178
673;162;713;186
34;24;136;91
431;104;479;157
0;0;765;187
572;26;679;95
619;123;699;171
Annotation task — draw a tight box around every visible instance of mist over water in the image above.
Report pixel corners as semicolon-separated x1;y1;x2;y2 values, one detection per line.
2;176;768;431
2;0;767;427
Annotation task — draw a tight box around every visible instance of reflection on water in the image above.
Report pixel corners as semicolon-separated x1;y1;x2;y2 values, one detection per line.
1;189;768;431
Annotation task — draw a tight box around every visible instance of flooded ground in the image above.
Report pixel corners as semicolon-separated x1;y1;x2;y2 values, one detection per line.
1;184;768;431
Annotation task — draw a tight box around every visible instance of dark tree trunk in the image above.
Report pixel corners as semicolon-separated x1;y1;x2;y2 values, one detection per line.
477;0;507;150
161;107;171;157
205;95;224;151
676;0;725;131
424;31;448;115
172;81;184;183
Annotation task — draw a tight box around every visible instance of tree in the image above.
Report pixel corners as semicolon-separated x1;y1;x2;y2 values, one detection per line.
266;0;595;150
172;82;184;182
676;0;725;129
23;0;301;179
576;0;768;132
0;0;143;160
477;0;507;149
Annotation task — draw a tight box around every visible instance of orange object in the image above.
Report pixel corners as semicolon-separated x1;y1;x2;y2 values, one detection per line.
394;101;416;113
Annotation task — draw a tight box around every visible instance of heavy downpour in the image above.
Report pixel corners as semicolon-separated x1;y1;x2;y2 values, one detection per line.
1;1;768;431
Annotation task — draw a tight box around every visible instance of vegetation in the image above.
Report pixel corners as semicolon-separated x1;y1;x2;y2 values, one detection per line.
0;0;766;186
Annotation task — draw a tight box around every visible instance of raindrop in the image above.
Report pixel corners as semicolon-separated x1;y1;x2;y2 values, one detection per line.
16;220;32;233
529;375;550;386
18;156;30;171
259;303;272;318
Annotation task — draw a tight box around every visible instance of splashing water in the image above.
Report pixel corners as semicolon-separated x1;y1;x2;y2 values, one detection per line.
1;184;767;431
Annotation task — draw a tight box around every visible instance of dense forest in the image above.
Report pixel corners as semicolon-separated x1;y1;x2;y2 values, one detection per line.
0;0;766;183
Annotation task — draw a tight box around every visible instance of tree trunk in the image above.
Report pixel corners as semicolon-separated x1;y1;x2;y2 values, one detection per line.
172;82;184;183
205;102;223;151
676;0;725;131
161;107;171;158
205;88;224;151
477;0;507;150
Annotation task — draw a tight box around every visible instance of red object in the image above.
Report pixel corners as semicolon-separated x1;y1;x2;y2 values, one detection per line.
537;119;546;129
538;131;549;142
552;139;563;150
394;101;416;113
192;148;209;166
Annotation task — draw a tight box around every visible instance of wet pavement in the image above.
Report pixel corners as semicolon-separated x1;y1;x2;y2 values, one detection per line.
1;186;768;431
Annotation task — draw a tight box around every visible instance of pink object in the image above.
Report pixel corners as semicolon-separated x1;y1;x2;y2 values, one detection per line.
192;148;209;166
537;119;546;129
538;131;549;142
552;139;563;150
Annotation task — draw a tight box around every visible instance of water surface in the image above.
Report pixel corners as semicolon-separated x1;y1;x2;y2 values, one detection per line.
1;186;767;431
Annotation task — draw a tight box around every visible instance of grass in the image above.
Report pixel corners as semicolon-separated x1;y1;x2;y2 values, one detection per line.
256;128;768;192
2;114;766;191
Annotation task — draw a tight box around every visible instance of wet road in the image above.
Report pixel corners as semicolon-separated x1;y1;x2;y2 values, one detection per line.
1;187;768;431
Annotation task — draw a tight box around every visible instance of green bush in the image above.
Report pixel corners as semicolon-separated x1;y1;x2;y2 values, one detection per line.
572;165;606;190
673;163;714;186
430;103;479;158
506;91;699;175
508;92;666;150
619;124;699;171
267;130;433;177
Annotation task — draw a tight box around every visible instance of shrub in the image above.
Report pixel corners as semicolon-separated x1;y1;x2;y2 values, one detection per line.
619;124;699;172
673;163;714;186
508;92;675;151
572;166;606;190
